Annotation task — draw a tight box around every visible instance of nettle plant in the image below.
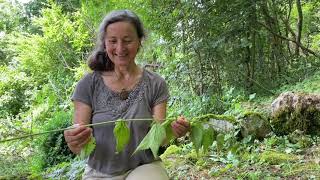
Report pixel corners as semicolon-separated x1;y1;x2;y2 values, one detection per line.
0;114;223;160
80;114;220;159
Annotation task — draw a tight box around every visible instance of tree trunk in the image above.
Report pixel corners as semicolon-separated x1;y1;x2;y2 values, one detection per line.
260;0;282;81
250;0;257;91
194;48;204;95
286;0;293;56
295;0;303;56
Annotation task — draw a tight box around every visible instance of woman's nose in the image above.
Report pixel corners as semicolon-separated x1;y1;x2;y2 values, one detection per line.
116;42;126;52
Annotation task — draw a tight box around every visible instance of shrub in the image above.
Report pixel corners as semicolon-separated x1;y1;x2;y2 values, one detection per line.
32;110;75;172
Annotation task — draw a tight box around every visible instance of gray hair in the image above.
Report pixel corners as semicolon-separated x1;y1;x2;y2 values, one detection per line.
88;10;145;71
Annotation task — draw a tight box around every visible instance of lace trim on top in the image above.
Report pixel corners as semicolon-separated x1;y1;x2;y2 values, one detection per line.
94;70;146;115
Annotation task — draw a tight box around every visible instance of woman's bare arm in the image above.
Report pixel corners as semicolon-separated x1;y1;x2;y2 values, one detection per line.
64;101;92;154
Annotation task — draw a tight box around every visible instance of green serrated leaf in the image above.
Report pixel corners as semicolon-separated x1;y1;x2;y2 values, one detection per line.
216;133;225;153
79;136;96;160
202;125;215;152
190;122;204;153
133;122;166;158
162;119;175;142
114;119;130;153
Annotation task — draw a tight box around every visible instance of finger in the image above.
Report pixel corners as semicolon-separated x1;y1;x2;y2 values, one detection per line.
174;129;184;137
66;128;92;144
176;119;189;127
65;125;89;136
176;115;187;124
171;128;180;137
171;123;185;137
175;120;189;132
171;122;179;137
173;122;185;132
67;143;81;154
177;120;190;130
78;136;93;148
68;135;89;147
76;130;92;145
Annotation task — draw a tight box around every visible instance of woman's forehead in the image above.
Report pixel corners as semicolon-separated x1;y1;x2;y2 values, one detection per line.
105;21;138;36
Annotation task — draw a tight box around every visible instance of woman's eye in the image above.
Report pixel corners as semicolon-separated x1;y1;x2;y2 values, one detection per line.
109;40;116;44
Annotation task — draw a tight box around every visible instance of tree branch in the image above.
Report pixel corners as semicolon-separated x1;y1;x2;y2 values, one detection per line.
258;22;319;58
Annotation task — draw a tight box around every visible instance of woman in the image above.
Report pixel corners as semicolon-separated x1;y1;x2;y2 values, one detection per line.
64;10;189;179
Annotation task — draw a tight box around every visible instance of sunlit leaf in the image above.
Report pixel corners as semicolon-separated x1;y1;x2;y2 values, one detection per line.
202;125;215;152
114;119;130;153
190;122;203;153
216;133;225;153
133;122;166;158
79;136;96;160
162;118;175;142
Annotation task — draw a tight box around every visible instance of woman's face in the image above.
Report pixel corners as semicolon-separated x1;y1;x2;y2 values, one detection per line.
105;21;141;68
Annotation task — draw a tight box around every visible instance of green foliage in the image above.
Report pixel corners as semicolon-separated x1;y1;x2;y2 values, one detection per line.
0;154;31;179
190;122;204;153
288;131;313;149
160;145;181;159
259;151;297;165
133;122;166;158
284;162;320;177
279;71;320;93
79;137;96;160
40;159;85;180
162;118;175;143
216;133;225;153
202;126;215;153
113;119;130;153
0;65;36;141
32;110;75;172
0;1;24;32
0;66;32;116
15;2;90;85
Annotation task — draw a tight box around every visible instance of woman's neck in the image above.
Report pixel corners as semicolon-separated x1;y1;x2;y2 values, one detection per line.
113;64;141;81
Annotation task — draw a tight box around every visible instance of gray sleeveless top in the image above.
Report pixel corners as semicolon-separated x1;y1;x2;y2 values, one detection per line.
71;68;169;175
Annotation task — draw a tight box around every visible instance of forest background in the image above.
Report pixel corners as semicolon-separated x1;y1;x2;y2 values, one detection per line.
0;0;319;179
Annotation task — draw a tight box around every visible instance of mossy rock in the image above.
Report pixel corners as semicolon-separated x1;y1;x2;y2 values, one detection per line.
259;151;297;165
271;92;320;135
195;114;236;133
193;114;236;123
238;112;272;140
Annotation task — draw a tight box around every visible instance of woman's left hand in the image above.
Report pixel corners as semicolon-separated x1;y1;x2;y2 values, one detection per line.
171;116;190;138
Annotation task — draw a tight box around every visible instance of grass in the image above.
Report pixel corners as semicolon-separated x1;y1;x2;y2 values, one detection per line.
162;136;320;179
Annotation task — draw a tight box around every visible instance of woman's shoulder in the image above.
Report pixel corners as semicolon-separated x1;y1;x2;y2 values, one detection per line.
143;68;166;82
78;71;102;83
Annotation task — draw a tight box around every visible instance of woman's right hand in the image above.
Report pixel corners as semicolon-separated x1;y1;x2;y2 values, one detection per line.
64;124;92;154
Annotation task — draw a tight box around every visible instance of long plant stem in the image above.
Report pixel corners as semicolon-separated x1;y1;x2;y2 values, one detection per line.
0;118;172;143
